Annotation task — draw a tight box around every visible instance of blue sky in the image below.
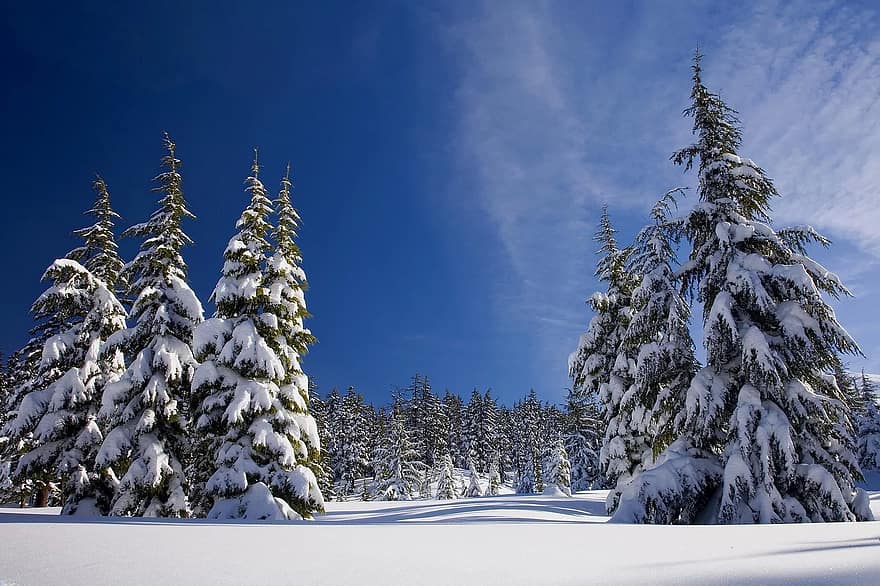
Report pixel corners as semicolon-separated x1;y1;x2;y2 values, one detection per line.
2;1;879;407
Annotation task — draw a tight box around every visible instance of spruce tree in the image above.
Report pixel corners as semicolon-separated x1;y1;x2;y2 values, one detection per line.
543;439;572;497
512;391;543;494
409;375;447;467
96;135;202;517
606;192;698;511
442;391;465;468
486;455;501;496
435;453;457;499
374;400;423;500
562;388;601;491
309;388;336;501
569;207;638;501
4;176;128;514
465;456;483;497
4;259;126;514
614;53;869;524
333;386;371;497
857;373;880;471
192;152;322;520
67;177;126;294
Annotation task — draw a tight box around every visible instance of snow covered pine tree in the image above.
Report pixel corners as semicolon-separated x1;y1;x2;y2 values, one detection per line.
613;52;871;524
97;135;203;517
857;373;880;472
543;439;572;497
569;207;639;508
4;176;128;515
435;453;458;500
374;399;424;500
192;153;323;520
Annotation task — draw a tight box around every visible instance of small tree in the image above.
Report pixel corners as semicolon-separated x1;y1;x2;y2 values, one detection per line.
486;455;501;496
374;402;424;500
435;453;457;500
857;373;880;471
543;439;572;497
465;457;483;497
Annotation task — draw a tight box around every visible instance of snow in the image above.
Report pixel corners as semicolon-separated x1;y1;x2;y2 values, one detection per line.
3;489;880;584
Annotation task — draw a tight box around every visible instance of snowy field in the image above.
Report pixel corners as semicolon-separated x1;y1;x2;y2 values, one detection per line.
3;489;880;585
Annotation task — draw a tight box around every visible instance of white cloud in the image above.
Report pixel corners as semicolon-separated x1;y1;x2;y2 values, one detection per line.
440;0;880;393
705;0;880;255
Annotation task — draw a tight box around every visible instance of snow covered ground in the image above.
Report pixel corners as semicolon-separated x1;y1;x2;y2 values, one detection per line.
3;489;880;585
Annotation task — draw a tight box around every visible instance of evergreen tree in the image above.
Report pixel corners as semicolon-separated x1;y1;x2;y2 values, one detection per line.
464;456;483;497
614;53;869;524
512;391;543;494
857;373;880;471
834;364;865;424
192;152;322;520
409;375;447;467
67;177;126;294
309;388;336;501
606;192;698;511
562;388;601;491
486;455;501;496
97;135;202;517
568;207;638;501
333;387;371;497
543;438;572;497
0;354;12;499
435;453;457;500
442;391;465;468
0;345;50;505
374;400;424;500
4;259;125;514
495;405;515;483
462;389;499;472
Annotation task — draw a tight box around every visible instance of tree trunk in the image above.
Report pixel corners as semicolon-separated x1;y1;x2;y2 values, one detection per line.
36;485;49;508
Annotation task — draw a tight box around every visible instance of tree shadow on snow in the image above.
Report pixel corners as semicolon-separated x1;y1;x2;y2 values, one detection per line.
0;495;607;527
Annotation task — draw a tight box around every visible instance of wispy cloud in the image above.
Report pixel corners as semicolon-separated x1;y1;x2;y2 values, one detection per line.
439;0;880;393
705;0;880;254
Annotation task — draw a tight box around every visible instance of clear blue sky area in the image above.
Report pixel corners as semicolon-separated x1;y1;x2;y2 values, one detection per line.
2;1;879;407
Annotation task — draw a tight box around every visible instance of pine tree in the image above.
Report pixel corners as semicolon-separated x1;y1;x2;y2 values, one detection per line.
512;391;543;494
606;192;698;511
0;345;49;506
435;453;457;500
409;375;447;467
569;207;638;501
495;405;515;483
834;364;865;424
4;259;126;514
0;354;12;499
442;391;465;468
543;438;572;497
333;387;371;497
562;388;601;491
857;373;880;471
464;456;483;497
462;389;499;472
263;163;324;504
67;177;126;294
374;400;424;500
486;455;501;496
614;52;869;524
309;388;336;501
96;135;202;517
192;152;322;520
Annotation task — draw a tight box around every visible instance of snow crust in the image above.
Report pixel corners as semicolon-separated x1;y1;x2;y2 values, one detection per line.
2;489;880;585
